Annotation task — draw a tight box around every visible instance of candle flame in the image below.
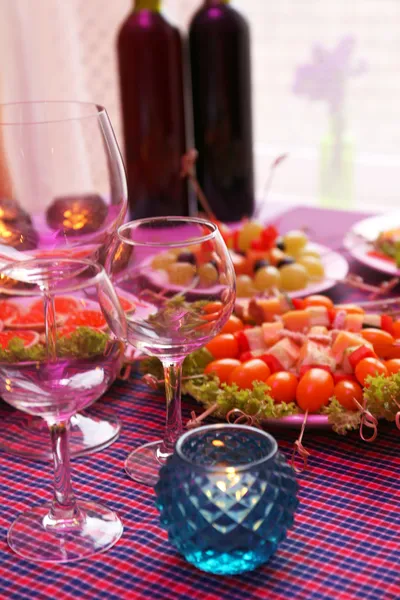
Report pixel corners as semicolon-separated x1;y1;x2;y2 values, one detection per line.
212;439;224;447
62;202;90;230
0;221;13;239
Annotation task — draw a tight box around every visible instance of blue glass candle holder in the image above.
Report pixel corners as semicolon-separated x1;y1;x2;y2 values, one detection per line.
155;424;299;575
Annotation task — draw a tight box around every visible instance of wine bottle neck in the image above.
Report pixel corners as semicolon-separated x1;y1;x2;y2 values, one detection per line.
133;0;161;11
205;0;230;5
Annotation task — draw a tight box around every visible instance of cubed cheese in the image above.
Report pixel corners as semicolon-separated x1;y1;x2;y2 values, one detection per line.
261;321;284;346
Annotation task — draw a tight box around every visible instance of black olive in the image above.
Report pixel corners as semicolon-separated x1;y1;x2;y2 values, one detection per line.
254;259;270;272
177;251;197;265
209;259;219;271
277;257;295;268
276;237;286;251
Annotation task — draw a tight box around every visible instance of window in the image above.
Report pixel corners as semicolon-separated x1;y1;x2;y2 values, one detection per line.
2;0;398;212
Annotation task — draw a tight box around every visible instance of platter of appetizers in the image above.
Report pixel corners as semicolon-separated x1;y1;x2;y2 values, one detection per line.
149;219;349;299
142;293;400;435
0;290;136;358
344;211;400;276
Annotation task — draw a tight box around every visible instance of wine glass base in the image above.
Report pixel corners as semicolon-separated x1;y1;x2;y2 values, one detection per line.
0;405;121;461
125;440;171;486
8;501;123;563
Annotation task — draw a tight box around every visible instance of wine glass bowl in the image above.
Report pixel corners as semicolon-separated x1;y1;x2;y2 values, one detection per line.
114;218;235;359
0;101;128;459
107;216;236;485
0;258;126;562
0;101;126;257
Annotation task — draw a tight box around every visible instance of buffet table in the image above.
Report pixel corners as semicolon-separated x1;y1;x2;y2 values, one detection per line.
0;206;399;600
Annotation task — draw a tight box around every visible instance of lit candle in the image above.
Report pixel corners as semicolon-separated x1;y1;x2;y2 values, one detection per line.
0;219;38;251
46;194;107;235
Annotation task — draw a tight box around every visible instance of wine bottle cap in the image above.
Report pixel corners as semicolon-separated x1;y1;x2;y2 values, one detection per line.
205;0;230;5
134;0;160;11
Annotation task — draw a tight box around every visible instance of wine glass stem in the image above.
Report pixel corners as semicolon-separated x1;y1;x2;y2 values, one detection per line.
45;420;82;529
161;359;184;455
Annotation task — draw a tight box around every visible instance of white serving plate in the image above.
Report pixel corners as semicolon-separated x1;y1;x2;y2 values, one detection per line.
344;212;400;277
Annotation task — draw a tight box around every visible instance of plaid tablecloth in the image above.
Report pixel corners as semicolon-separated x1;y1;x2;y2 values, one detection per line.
0;206;399;600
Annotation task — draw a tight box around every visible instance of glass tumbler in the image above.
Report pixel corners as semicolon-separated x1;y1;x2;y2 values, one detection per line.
155;424;298;575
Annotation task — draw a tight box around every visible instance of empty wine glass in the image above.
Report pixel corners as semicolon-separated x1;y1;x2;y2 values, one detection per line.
0;258;126;562
0;101;128;459
107;216;236;485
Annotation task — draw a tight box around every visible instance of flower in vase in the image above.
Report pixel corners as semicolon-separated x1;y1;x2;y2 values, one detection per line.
292;36;367;116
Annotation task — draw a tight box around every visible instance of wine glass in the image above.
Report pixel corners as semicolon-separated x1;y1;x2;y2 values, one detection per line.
106;216;236;485
0;257;126;562
0;101;127;460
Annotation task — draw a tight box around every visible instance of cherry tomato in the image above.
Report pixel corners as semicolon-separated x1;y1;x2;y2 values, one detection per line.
334;380;363;411
392;320;400;338
303;295;334;310
228;359;271;390
203;301;223;314
354;357;388;387
296;368;335;413
378;344;400;360
360;328;394;353
336;304;365;315
204;359;241;384
205;334;239;360
202;302;223;317
267;372;298;403
230;252;252;276
385;358;400;375
221;315;244;334
201;302;224;322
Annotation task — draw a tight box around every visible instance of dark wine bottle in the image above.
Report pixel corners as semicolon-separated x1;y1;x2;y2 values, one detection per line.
189;0;255;222
117;0;189;219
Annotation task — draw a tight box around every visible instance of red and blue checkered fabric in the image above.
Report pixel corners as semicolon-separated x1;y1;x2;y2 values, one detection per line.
0;206;399;600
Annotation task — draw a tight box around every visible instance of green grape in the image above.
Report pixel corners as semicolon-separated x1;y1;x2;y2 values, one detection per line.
283;230;308;256
237;221;264;252
167;262;196;285
236;274;256;297
254;266;281;291
298;248;321;259
297;256;325;280
151;251;177;270
279;263;309;291
198;263;218;286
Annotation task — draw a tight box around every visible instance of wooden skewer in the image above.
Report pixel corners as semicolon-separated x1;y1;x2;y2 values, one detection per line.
181;149;216;221
291;410;310;473
254;154;288;219
186;402;219;429
142;373;207;390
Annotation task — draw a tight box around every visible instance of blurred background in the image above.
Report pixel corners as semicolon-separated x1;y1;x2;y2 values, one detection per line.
1;0;399;212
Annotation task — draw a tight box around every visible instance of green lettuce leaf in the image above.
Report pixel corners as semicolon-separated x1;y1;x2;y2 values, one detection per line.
56;327;110;358
185;378;298;420
140;347;214;386
322;397;362;435
0;338;46;362
364;372;400;421
0;327;110;363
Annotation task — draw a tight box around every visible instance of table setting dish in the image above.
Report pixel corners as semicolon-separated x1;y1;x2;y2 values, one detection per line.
141;290;400;437
344;210;400;276
148;218;349;300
